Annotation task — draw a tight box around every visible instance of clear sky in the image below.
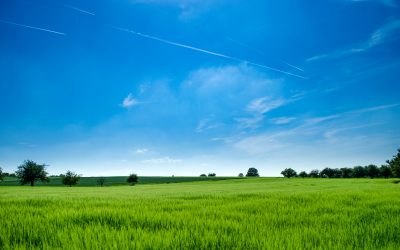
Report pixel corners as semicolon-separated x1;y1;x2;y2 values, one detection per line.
0;0;399;176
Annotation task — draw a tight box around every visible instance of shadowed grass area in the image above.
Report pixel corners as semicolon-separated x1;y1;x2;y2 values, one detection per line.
0;178;399;249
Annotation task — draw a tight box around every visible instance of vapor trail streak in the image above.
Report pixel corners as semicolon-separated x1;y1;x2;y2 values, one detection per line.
61;4;95;15
226;36;267;56
0;20;66;36
282;61;305;72
113;27;308;79
227;37;305;72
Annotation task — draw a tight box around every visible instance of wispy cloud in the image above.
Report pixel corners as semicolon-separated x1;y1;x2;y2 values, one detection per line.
211;136;238;144
305;114;341;125
142;157;182;164
349;103;400;114
121;93;139;108
247;97;287;114
231;102;399;154
236;97;288;129
304;103;399;125
131;0;218;20
269;116;296;125
0;20;66;36
195;119;223;133
135;148;149;154
233;130;292;154
60;4;96;15
112;26;308;79
183;64;285;124
236;116;265;130
307;19;400;61
323;123;384;140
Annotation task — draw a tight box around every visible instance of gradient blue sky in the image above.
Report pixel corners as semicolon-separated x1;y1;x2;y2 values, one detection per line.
1;0;399;176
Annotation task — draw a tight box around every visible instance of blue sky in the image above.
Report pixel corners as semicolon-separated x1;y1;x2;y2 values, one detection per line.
0;0;399;176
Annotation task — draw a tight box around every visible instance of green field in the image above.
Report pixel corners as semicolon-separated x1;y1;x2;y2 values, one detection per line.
1;178;399;249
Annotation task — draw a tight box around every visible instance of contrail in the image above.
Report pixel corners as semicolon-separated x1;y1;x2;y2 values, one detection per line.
0;20;66;36
60;4;95;16
226;36;268;56
113;26;308;79
281;60;305;72
226;36;305;73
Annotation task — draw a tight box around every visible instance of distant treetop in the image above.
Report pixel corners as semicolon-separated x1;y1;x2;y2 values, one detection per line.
246;168;259;177
281;168;297;178
61;171;81;187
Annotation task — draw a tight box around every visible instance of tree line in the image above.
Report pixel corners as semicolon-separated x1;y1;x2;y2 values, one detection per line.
200;168;260;178
0;160;139;187
1;149;399;185
281;149;400;179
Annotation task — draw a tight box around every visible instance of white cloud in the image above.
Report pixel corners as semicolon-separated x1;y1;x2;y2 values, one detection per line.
305;115;341;125
246;96;287;114
232;103;399;155
135;148;149;154
121;93;139;108
233;131;292;154
236;116;264;130
142;157;182;164
236;96;289;130
270;117;296;125
305;103;400;123
307;19;400;61
349;103;400;114
323;123;382;141
131;0;219;20
211;136;238;143
184;64;280;95
183;64;285;129
195;119;223;133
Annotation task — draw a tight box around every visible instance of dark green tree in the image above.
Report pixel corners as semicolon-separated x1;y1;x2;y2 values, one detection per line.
340;168;353;178
208;173;216;177
320;168;338;178
61;171;81;187
6;172;16;178
352;166;366;178
200;174;206;177
298;171;308;178
0;167;4;182
309;169;320;178
97;177;106;187
246;168;259;177
333;168;342;178
281;168;297;178
127;173;139;185
387;148;400;178
238;173;244;177
379;165;392;178
15;160;49;186
366;164;379;179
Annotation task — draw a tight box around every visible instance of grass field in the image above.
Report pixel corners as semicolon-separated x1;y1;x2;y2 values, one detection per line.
1;178;399;249
0;176;237;186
